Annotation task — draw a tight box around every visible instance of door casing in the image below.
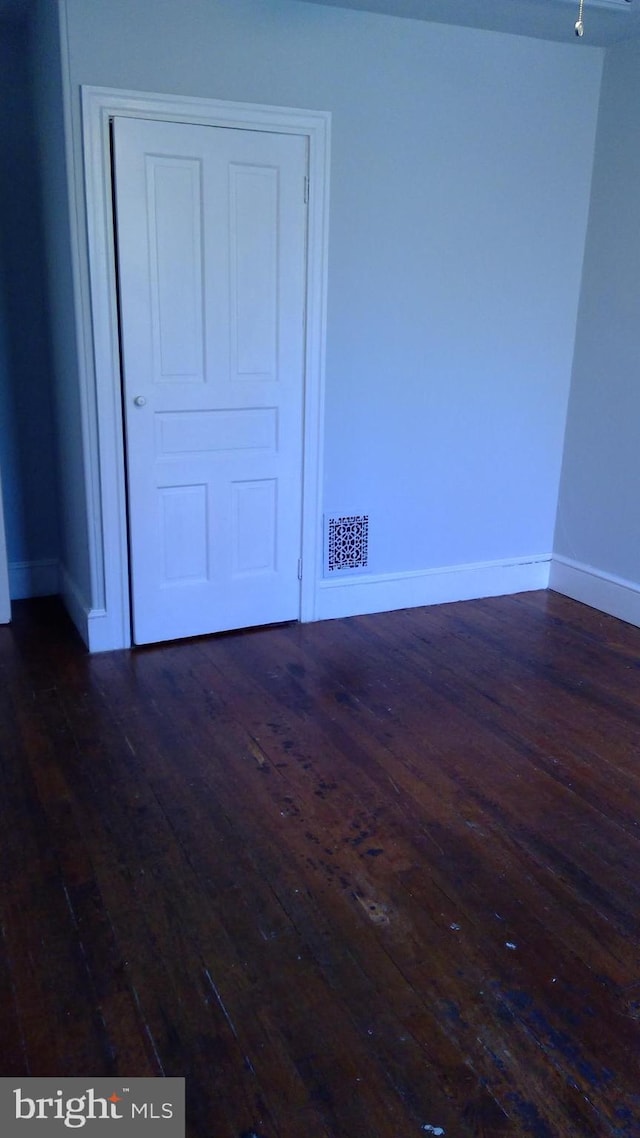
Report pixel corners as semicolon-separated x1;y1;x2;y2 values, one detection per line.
81;86;331;650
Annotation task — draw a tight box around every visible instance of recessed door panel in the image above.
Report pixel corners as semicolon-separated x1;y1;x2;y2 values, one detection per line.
155;408;277;457
147;157;205;383
231;479;277;576
229;164;279;380
159;484;209;584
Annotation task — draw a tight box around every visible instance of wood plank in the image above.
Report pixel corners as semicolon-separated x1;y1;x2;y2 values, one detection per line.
1;595;640;1137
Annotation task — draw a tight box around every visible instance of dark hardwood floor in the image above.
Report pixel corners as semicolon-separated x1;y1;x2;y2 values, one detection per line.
1;591;640;1137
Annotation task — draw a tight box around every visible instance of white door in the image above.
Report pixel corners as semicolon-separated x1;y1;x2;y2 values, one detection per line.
112;117;308;645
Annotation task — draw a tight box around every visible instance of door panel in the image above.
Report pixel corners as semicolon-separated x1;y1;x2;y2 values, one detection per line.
112;117;308;644
229;163;278;378
147;156;205;383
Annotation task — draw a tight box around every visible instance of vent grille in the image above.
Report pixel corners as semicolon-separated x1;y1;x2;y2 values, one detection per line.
326;515;369;572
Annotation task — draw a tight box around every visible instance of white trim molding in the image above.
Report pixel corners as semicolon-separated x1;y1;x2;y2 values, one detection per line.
550;555;640;628
60;562;110;652
315;554;551;622
80;86;331;650
9;559;60;601
59;562;90;645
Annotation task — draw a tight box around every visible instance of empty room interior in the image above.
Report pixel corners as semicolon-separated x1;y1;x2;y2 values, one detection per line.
1;0;640;1134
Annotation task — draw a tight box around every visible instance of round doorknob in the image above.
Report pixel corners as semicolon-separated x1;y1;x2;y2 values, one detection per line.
133;395;147;407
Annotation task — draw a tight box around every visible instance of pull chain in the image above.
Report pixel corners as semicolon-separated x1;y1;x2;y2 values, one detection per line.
575;0;585;36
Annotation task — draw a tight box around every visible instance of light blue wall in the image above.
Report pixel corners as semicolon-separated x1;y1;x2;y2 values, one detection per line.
0;16;59;588
30;0;92;604
554;36;640;585
64;0;602;584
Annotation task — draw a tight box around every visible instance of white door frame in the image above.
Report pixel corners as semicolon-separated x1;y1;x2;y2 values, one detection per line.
81;86;330;650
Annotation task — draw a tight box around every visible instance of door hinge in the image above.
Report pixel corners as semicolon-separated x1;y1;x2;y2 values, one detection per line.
297;558;303;580
304;176;309;204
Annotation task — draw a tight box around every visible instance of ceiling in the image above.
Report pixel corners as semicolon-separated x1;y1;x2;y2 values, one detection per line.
1;0;639;46
297;0;640;46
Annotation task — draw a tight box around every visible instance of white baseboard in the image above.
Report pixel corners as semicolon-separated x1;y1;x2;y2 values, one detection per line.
23;553;640;647
60;563;91;645
314;554;551;622
9;558;59;599
549;556;640;628
60;564;120;652
8;560;112;649
86;607;119;652
31;553;640;649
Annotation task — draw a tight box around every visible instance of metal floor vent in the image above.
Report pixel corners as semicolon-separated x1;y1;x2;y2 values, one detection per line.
326;515;369;572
